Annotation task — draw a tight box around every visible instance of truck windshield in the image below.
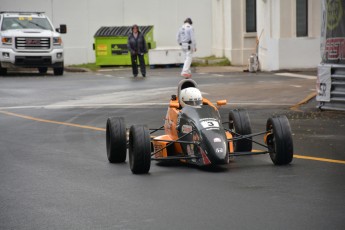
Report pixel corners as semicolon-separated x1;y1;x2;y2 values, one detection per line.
1;17;53;31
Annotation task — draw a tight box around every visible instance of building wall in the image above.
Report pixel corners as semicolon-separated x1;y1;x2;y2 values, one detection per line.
213;0;321;71
212;0;257;66
1;0;322;70
1;0;213;65
257;0;321;71
212;0;225;57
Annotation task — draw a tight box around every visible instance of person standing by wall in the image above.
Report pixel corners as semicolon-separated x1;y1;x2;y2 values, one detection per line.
127;24;147;77
177;18;196;78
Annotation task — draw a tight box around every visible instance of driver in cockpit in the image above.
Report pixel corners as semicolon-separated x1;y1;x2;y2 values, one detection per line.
179;87;203;107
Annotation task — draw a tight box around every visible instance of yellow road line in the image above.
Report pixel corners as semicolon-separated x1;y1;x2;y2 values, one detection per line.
294;154;345;165
0;110;106;132
1;110;344;165
250;150;345;165
290;91;317;111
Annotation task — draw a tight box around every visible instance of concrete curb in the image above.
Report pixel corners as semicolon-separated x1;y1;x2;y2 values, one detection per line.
65;67;91;72
195;66;247;73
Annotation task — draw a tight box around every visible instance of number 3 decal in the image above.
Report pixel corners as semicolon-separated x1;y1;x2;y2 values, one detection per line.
201;120;219;128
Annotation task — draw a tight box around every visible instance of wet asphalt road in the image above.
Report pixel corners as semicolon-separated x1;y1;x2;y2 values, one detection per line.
0;68;344;230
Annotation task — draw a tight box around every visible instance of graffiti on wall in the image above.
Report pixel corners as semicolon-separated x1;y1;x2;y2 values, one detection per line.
321;0;345;63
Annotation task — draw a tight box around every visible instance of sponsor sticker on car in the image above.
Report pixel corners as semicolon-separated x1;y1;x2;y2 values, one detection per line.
182;124;193;134
214;137;221;143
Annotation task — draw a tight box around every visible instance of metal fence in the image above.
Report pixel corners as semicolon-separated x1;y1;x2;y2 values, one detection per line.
318;65;345;111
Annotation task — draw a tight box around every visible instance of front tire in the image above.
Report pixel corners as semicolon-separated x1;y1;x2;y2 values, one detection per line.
38;67;48;74
54;66;64;76
0;66;7;75
106;117;127;163
129;125;151;174
229;109;252;152
266;115;293;165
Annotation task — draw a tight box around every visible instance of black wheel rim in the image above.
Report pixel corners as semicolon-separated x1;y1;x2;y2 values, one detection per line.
229;119;238;150
267;125;276;158
129;131;134;169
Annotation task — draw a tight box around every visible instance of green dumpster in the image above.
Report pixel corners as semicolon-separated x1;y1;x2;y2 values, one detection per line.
94;26;156;66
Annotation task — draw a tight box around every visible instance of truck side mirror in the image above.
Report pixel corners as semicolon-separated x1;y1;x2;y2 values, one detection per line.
56;24;67;34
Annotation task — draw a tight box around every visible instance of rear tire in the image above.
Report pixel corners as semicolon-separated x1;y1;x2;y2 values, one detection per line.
129;125;151;174
106;117;127;163
266;115;293;165
38;67;48;74
229;109;252;152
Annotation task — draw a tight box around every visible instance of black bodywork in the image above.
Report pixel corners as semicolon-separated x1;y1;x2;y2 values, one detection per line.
176;105;229;166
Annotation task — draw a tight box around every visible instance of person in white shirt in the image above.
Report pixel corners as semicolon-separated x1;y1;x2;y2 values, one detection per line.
177;18;196;78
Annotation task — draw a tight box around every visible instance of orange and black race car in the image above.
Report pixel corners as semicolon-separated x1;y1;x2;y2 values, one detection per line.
105;79;293;174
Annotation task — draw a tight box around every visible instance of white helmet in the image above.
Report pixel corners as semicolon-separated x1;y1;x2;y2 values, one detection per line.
180;87;203;106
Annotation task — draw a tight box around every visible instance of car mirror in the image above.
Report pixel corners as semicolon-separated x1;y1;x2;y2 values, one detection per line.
57;24;67;34
169;101;179;109
216;100;227;106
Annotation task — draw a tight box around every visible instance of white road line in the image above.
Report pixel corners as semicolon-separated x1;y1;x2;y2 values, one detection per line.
275;73;316;79
200;91;209;95
212;74;224;77
0;101;293;110
290;85;302;88
0;103;168;109
228;102;292;106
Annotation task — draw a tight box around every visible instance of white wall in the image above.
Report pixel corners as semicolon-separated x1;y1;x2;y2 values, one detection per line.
257;0;321;71
1;0;213;65
212;0;257;66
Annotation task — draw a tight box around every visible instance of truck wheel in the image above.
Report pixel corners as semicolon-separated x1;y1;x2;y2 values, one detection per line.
0;66;7;75
129;125;151;174
54;67;64;76
266;115;293;165
229;109;252;152
38;67;48;74
106;117;127;163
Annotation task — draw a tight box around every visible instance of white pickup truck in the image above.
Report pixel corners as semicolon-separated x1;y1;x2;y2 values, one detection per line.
0;12;66;75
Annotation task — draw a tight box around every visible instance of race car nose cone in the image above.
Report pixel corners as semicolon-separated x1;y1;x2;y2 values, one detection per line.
201;132;228;165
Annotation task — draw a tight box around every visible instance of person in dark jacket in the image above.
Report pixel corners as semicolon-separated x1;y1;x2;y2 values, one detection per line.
127;24;147;77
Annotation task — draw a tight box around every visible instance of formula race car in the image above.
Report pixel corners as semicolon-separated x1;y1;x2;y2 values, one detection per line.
106;79;293;174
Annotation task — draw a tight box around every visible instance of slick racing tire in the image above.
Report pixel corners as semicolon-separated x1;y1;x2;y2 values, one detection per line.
129;125;151;174
266;115;293;165
106;117;127;163
229;109;252;152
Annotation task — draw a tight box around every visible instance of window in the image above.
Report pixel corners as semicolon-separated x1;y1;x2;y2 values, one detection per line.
1;17;53;31
246;0;257;33
296;0;308;37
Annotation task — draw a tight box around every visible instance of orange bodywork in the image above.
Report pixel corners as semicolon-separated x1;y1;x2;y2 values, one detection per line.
225;131;234;154
152;135;172;158
152;99;182;158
